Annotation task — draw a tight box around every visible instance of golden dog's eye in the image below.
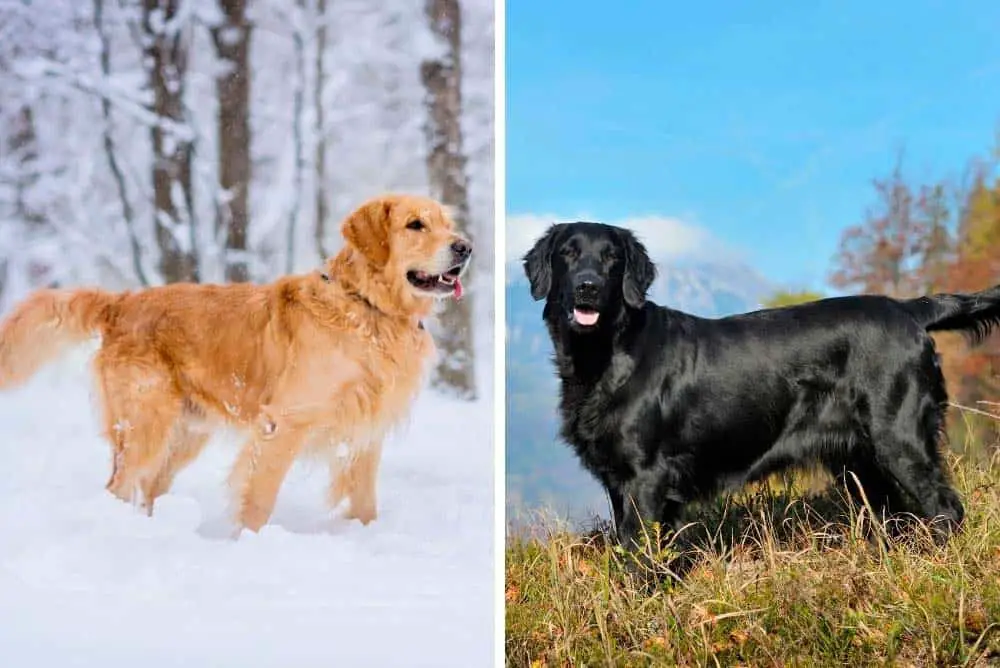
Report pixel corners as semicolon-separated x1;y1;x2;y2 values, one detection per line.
406;219;425;231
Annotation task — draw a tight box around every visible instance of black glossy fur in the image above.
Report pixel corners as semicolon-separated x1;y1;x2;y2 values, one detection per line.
523;222;1000;553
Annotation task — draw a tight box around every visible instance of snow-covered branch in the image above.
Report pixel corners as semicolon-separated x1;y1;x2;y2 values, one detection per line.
14;58;196;143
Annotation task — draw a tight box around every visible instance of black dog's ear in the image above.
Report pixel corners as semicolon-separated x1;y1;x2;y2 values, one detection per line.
522;225;563;301
619;228;656;308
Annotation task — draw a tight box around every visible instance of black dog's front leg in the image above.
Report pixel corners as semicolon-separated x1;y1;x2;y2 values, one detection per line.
606;485;624;533
613;471;691;586
612;476;672;588
616;476;662;552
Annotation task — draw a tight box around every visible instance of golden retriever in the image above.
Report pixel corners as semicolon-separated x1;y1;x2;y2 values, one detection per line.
0;194;471;533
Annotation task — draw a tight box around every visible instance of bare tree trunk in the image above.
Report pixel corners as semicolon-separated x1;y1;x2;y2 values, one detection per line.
10;106;43;230
211;0;252;283
313;0;329;260
286;0;306;273
95;0;149;287
421;0;476;400
142;0;199;284
6;104;48;294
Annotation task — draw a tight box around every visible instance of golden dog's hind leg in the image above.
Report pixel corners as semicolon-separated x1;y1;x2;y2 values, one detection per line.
140;421;210;516
228;427;306;533
328;440;384;526
97;357;181;508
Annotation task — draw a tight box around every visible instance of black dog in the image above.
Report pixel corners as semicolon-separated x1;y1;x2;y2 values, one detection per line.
523;221;999;555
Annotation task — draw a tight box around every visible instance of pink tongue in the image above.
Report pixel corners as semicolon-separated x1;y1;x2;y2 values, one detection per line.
573;309;599;326
453;278;464;300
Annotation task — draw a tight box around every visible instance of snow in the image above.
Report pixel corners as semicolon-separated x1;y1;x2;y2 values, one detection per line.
0;345;494;666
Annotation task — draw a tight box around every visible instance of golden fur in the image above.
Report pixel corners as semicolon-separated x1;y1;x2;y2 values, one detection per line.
0;194;470;533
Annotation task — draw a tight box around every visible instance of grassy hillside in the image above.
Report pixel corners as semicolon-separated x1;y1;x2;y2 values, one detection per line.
506;448;1000;666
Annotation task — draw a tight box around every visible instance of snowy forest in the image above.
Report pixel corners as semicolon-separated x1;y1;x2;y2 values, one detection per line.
0;0;494;398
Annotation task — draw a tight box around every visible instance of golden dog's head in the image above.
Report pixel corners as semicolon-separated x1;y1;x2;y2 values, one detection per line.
340;194;472;302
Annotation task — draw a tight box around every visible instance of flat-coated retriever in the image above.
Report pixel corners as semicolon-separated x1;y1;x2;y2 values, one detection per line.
523;221;998;556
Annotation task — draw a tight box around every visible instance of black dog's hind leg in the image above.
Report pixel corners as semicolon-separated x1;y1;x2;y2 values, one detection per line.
835;453;901;516
832;451;907;539
870;424;964;541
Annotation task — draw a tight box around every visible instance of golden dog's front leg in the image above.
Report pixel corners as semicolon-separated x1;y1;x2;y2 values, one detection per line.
228;427;305;533
328;440;384;526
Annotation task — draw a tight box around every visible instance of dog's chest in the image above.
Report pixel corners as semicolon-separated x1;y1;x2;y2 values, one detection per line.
560;370;647;484
365;326;435;417
301;317;433;421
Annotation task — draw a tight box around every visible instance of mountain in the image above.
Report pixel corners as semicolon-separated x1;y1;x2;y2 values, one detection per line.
505;259;772;526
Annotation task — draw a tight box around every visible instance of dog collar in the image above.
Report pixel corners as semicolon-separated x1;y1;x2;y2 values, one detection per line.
319;271;423;331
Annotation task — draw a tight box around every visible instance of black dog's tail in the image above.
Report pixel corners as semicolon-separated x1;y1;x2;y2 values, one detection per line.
901;284;1000;344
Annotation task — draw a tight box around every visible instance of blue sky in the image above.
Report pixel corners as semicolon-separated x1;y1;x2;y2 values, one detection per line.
506;0;1000;293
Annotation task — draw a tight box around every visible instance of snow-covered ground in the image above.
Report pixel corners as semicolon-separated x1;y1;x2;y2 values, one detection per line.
0;345;495;666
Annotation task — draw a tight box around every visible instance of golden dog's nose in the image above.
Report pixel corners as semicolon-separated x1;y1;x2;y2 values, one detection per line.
451;238;472;259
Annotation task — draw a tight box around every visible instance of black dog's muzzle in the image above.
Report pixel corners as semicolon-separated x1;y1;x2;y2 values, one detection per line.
572;269;604;307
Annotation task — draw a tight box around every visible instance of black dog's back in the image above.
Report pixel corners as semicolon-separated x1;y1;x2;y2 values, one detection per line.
523;222;998;553
560;295;940;496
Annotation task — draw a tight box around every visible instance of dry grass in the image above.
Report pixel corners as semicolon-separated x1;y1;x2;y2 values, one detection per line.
506;449;1000;667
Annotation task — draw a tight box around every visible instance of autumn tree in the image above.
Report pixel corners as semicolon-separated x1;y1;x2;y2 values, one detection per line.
914;182;954;294
142;0;199;283
422;0;476;400
211;0;252;283
951;171;1000;289
829;154;928;298
941;168;1000;407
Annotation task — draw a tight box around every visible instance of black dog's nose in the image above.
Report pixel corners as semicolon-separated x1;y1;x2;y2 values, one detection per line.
573;270;603;295
451;239;472;258
574;278;602;300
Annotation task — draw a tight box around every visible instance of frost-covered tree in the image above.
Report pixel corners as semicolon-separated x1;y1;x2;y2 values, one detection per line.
141;0;199;283
422;0;475;399
210;0;252;282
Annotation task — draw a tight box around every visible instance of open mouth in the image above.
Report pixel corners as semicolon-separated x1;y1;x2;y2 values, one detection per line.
407;264;465;299
572;306;600;327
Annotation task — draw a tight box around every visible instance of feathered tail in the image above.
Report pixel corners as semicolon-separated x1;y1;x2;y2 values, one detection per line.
901;284;1000;344
0;288;117;389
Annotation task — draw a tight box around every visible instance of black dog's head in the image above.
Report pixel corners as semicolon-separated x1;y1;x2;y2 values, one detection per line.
522;222;656;333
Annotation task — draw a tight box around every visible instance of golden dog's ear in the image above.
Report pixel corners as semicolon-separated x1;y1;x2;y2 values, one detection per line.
341;198;393;267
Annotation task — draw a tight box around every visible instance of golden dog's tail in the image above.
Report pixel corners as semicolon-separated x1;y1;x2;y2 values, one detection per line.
0;288;117;389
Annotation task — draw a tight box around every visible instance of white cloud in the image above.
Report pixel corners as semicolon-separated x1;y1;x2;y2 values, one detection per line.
505;212;727;268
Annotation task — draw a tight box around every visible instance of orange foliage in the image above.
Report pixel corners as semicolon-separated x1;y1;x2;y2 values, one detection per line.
830;151;1000;410
830;155;954;298
943;172;1000;405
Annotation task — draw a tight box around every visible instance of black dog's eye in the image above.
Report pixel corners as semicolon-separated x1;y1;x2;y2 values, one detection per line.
406;219;425;231
602;248;618;262
560;245;578;259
